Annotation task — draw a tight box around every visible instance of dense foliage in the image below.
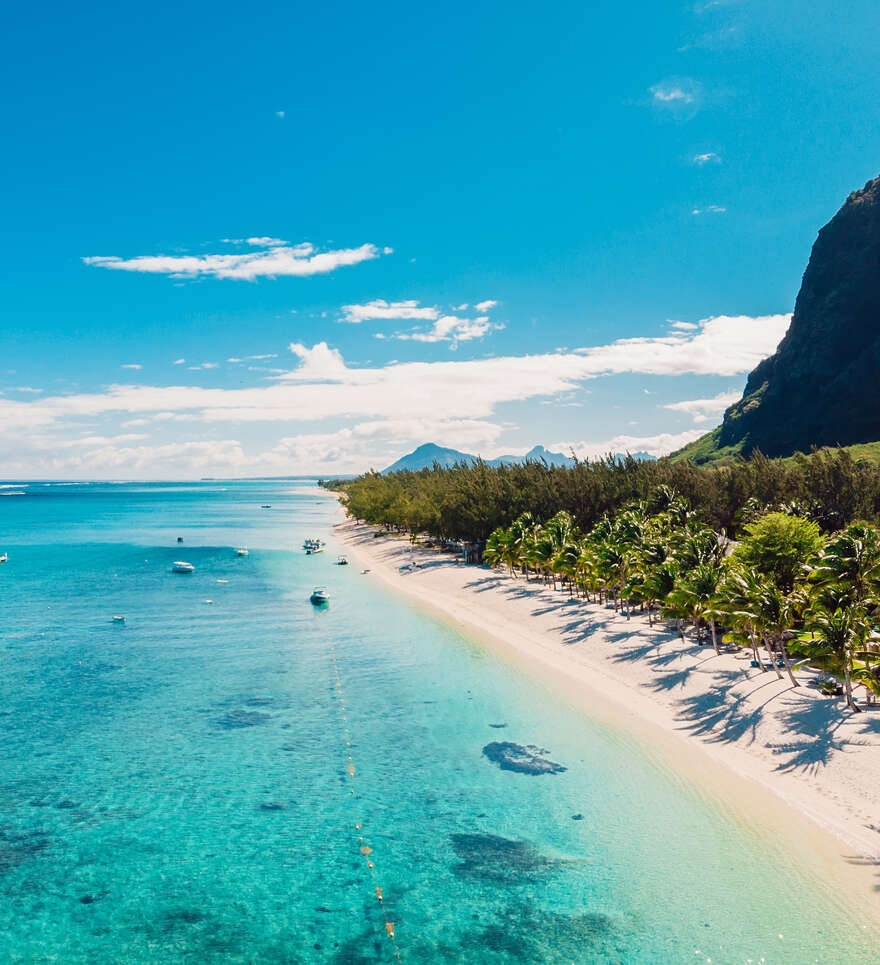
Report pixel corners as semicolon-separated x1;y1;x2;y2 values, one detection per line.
329;447;880;542
329;455;880;711
480;489;880;712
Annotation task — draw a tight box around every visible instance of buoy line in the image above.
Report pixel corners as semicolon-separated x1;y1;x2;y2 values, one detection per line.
327;640;403;962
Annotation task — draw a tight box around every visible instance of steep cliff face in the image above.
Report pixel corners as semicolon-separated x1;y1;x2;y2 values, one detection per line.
702;175;880;460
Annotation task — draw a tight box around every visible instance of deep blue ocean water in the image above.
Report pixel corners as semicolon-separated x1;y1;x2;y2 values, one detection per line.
0;480;875;963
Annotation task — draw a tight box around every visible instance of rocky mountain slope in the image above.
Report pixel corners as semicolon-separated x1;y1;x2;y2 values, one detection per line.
676;174;880;463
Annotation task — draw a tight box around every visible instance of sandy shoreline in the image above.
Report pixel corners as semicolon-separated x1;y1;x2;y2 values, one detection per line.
335;516;880;904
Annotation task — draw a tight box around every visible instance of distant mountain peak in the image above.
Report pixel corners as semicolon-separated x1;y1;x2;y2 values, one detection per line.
379;443;653;474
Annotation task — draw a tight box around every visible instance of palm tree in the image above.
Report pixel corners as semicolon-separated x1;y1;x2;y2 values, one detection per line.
663;562;723;650
796;604;865;712
715;566;768;670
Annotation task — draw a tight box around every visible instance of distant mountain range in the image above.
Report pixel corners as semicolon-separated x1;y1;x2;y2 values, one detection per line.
381;443;655;474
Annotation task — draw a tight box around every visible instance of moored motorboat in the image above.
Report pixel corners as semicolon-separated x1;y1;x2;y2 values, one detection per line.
172;561;195;574
310;587;329;605
236;548;249;556
336;555;349;566
112;615;125;623
303;538;325;554
0;552;7;563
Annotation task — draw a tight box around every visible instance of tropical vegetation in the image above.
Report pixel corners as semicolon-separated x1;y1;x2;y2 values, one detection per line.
329;455;880;712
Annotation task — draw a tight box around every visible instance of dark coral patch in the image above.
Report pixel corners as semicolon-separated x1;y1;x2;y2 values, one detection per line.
482;741;566;775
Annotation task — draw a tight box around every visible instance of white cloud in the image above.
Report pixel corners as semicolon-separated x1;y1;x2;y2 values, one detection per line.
692;205;726;215
83;241;387;281
187;362;219;370
668;320;699;330
228;353;278;363
172;358;186;365
693;151;721;165
246;237;287;247
121;363;143;370
572;313;790;377
558;429;706;461
0;315;789;435
276;111;285;118
663;389;741;423
649;78;702;113
393;314;502;348
474;299;498;312
340;299;440;324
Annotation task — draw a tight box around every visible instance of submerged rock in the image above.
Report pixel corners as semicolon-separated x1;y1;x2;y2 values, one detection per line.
482;741;567;775
259;801;286;812
488;723;507;729
450;832;554;883
214;710;271;730
0;826;50;875
460;904;621;963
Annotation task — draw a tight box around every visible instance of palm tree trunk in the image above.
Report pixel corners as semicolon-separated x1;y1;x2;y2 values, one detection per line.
843;658;860;712
764;637;784;679
748;630;764;671
710;618;719;655
779;641;800;688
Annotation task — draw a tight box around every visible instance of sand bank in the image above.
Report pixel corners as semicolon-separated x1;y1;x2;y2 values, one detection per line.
337;518;880;903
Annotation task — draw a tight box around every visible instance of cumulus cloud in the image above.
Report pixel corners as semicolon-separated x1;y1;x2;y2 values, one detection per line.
692;205;727;215
172;358;186;365
557;429;706;461
393;314;502;348
83;241;387;281
246;236;287;247
0;315;789;434
340;299;439;324
693;152;721;165
663;389;741;423
121;363;142;370
474;299;498;312
187;362;219;370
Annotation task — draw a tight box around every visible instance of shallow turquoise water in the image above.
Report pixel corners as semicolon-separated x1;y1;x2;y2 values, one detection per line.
0;481;875;963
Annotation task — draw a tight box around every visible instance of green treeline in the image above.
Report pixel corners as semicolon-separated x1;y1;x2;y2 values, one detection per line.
328;448;880;542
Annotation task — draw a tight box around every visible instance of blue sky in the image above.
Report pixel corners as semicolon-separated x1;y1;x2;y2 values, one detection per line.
2;0;879;477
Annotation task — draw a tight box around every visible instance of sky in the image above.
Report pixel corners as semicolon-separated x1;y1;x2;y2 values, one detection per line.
2;0;879;479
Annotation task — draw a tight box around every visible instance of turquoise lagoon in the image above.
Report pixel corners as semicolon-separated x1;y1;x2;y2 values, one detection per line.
0;481;875;963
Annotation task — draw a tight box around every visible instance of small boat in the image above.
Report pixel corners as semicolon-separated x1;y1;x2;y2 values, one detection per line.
177;537;184;543
112;615;125;624
261;504;272;509
303;538;324;555
310;587;329;605
172;561;195;574
0;552;7;563
336;555;349;566
236;548;249;557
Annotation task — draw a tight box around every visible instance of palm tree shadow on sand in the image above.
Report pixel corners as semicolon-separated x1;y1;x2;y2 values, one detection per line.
766;694;880;775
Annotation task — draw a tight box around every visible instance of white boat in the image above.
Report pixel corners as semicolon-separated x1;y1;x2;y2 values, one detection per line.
236;548;249;556
0;553;7;563
310;587;329;605
336;555;349;566
112;615;125;623
172;561;195;574
303;538;325;555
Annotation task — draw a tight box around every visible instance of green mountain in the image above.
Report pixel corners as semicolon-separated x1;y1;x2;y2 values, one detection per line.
674;173;880;465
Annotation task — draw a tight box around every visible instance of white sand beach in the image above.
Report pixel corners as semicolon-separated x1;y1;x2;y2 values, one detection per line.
337;518;880;902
